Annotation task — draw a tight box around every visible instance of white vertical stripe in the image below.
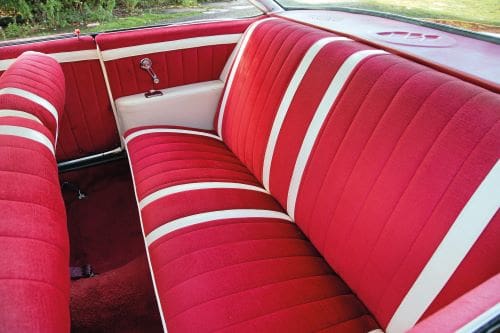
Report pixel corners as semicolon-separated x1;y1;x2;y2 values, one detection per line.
262;36;351;190
286;49;388;219
125;149;168;332
96;43;123;147
124;128;221;144
456;303;500;333
217;18;277;137
220;35;244;82
0;87;59;143
146;209;292;245
0;125;54;154
139;182;268;209
0;109;43;124
387;160;500;333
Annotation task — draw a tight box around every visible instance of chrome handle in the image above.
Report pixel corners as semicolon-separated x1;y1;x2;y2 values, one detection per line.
140;58;160;84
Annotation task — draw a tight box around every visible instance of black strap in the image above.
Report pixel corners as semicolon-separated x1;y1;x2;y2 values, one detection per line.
70;264;95;280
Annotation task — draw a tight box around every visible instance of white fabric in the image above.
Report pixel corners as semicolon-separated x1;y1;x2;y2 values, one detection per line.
101;34;242;61
286;49;388;219
124;128;221;144
217;18;277;137
146;209;292;245
115;80;224;134
219;31;246;82
0;87;58;128
0;125;54;154
262;36;351;190
387;160;500;333
0;49;99;71
0;109;42;124
125;147;168;332
140;182;268;209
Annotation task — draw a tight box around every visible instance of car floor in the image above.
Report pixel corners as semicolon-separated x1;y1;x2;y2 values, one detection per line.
60;159;163;332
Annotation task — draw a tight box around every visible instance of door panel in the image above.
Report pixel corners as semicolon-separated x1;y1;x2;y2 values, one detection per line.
95;18;258;99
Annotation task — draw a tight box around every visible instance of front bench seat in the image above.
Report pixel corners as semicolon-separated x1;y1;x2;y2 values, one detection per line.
0;52;69;332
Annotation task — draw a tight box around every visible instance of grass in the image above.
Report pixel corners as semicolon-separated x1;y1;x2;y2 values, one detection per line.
81;10;202;33
0;8;203;41
285;0;500;31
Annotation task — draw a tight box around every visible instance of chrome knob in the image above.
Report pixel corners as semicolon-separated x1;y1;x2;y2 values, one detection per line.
140;58;160;85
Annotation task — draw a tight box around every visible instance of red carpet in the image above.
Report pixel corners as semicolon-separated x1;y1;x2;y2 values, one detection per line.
61;159;163;332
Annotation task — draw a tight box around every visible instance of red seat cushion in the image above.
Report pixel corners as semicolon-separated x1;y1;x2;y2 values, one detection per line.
125;126;381;332
125;127;282;235
0;118;69;332
149;216;379;332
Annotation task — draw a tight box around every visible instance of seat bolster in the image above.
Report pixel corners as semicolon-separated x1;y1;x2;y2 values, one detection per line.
0;51;65;140
0;50;69;333
408;274;500;333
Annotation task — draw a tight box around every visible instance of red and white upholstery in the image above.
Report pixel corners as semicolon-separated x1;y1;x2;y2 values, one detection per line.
0;37;120;161
0;52;70;332
409;273;500;332
124;18;500;332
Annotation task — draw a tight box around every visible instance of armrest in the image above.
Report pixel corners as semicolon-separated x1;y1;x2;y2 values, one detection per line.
115;80;224;134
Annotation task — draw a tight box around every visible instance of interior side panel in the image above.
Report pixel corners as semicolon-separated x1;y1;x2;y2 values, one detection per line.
0;37;120;161
105;44;234;99
96;18;258;99
58;61;119;160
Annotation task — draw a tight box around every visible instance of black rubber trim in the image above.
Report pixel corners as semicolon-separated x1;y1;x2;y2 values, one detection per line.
0;33;77;48
0;15;263;48
58;149;126;173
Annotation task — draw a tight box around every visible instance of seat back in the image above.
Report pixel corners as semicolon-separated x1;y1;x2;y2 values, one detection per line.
216;18;500;331
0;51;70;332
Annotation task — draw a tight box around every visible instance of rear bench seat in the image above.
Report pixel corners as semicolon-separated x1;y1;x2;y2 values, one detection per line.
124;18;500;332
0;52;69;332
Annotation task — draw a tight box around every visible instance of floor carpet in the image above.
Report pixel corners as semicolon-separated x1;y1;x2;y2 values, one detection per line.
60;159;163;332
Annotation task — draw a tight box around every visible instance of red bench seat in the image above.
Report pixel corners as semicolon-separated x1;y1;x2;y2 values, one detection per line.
124;18;500;332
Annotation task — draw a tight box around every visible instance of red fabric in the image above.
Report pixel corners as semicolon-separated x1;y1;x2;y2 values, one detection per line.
125;126;379;331
0;36;96;59
0;116;55;149
104;44;235;99
288;56;500;326
95;19;258;50
215;18;500;327
0;51;65;139
0;38;120;161
409;273;500;332
96;19;257;99
0;55;70;332
56;60;119;161
61;160;163;331
268;41;381;201
216;19;332;176
0;129;69;331
125;127;278;234
126;128;259;200
149;217;378;332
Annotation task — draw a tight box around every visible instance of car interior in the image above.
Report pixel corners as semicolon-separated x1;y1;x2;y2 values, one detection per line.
0;2;499;332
